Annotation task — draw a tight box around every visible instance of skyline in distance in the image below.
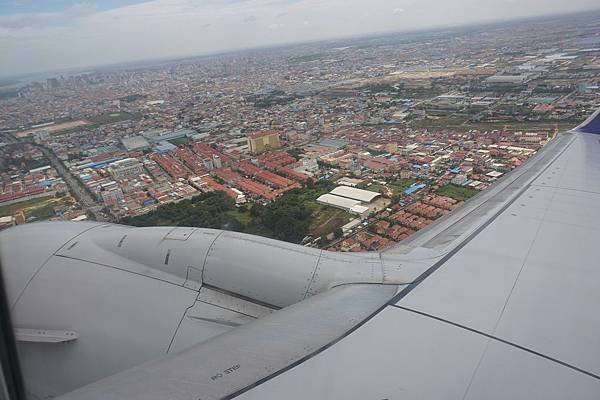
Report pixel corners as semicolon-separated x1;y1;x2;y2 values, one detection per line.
1;0;599;78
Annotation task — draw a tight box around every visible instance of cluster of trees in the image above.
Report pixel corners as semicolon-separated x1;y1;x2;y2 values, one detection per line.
121;189;313;244
121;191;237;229
249;189;312;243
436;184;479;202
360;83;399;93
122;180;338;244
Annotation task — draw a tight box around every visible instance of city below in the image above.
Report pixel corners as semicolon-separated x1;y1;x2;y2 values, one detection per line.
1;10;599;252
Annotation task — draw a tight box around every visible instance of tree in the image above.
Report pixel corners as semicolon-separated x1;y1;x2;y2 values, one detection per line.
121;191;236;229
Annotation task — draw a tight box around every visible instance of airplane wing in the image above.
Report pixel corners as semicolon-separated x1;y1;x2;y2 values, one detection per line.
4;111;600;399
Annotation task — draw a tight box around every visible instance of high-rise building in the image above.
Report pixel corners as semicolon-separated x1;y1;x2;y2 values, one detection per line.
203;158;214;171
247;130;281;154
212;154;222;169
108;158;144;180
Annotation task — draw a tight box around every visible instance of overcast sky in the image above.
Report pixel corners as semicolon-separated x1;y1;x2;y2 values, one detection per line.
0;0;598;78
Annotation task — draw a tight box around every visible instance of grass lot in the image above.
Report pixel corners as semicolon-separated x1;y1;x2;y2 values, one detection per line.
302;182;353;237
227;209;253;225
309;207;353;237
299;183;334;204
168;137;190;146
367;184;389;196
0;195;75;220
25;202;58;219
226;205;275;238
0;196;53;216
436;184;480;201
241;181;350;239
408;117;572;133
87;112;135;125
388;178;417;194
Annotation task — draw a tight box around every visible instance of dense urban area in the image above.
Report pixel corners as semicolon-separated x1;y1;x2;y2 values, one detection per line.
1;11;599;251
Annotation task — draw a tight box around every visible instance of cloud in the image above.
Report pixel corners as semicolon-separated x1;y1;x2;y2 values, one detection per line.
0;2;98;29
0;12;59;29
66;3;99;18
0;0;599;77
242;15;258;23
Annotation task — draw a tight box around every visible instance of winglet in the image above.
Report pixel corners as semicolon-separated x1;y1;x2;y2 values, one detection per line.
575;107;600;134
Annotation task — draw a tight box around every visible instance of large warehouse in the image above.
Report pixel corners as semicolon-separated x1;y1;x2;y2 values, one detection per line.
329;186;381;203
316;186;381;218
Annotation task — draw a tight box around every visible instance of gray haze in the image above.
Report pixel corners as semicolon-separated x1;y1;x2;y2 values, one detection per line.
0;0;599;78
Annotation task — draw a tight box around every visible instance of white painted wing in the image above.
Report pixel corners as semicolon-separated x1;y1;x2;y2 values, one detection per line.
57;114;600;399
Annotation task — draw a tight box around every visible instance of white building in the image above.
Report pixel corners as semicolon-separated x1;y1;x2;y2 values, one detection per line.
341;218;362;234
336;177;364;187
108;158;144;180
329;186;381;203
316;194;370;218
451;174;468;185
212;155;222;169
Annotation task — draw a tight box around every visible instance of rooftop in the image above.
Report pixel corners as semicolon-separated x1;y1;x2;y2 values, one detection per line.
249;130;279;140
121;136;151;151
317;193;361;209
330;186;381;203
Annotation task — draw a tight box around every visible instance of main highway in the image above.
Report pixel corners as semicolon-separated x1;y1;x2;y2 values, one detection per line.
1;132;109;222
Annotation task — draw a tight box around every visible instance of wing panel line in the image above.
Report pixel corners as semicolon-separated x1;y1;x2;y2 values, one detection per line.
389;304;600;381
10;223;108;311
224;284;400;400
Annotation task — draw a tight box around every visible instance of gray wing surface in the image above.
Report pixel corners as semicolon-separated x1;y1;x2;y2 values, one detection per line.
57;116;600;399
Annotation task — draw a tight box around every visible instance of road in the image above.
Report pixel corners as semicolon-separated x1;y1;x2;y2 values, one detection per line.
1;132;110;222
34;145;110;222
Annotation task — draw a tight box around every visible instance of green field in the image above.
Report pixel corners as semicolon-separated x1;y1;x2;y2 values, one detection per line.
87;112;136;125
367;184;389;196
168;137;190;146
0;195;75;220
436;184;480;201
0;196;54;217
408;117;572;133
25;202;58;219
310;207;353;238
227;208;253;225
388;178;417;194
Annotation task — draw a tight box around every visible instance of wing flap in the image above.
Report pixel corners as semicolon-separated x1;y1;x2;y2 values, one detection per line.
57;284;398;400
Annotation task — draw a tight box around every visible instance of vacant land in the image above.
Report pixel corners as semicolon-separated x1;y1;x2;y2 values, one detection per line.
15;120;90;138
408;117;572;133
0;194;76;220
169;137;190;146
87;112;135;125
227;208;253;225
310;207;352;238
388;178;417;194
369;178;416;198
436;184;480;201
0;196;54;216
